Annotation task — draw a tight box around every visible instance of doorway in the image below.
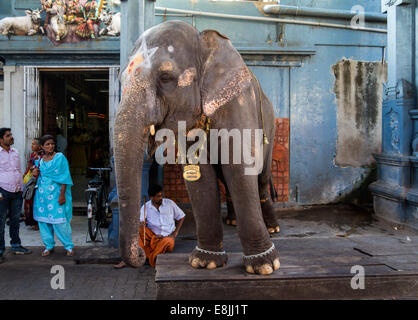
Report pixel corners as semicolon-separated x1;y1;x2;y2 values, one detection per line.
40;70;110;207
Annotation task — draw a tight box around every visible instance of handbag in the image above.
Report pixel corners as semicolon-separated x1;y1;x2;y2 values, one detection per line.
23;171;33;185
22;162;40;201
22;176;38;201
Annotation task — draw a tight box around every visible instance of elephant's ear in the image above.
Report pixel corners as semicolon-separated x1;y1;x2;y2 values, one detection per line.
200;30;252;117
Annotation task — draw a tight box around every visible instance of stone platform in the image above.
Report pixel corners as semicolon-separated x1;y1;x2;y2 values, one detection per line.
155;236;418;300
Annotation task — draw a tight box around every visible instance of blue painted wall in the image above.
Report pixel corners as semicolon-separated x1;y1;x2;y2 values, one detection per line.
154;0;386;206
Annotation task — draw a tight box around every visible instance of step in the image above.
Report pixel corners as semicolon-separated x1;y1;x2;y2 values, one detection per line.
155;250;418;299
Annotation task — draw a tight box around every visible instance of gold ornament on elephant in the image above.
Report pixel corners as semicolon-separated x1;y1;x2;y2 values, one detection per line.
183;165;201;182
179;115;211;182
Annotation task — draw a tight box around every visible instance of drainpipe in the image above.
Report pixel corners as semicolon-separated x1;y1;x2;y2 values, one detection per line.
263;5;387;23
155;7;387;34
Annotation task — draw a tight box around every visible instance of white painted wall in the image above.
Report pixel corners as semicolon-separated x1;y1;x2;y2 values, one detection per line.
0;80;4;126
2;66;26;172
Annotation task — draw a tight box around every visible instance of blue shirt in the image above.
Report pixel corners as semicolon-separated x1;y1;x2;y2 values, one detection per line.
139;199;185;237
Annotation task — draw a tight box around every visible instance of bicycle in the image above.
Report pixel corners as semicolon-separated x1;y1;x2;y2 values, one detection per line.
85;167;112;242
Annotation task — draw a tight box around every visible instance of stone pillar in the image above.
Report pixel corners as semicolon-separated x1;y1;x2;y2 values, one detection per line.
370;0;418;230
120;0;155;69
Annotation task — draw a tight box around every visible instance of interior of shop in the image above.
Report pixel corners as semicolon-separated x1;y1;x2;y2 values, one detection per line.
40;70;110;207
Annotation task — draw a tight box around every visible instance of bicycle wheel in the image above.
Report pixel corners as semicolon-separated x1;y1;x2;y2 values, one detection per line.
100;185;110;228
87;192;100;241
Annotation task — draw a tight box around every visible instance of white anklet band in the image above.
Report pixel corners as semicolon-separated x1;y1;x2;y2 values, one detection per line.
242;244;276;260
195;246;226;255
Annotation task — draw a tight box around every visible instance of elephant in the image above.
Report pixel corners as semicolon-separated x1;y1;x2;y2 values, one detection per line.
114;20;281;275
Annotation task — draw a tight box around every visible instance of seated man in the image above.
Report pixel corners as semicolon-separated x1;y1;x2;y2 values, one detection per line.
114;184;185;268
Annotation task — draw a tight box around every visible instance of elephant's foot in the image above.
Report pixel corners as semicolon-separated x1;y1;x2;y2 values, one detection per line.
189;246;228;270
225;218;236;226
225;198;237;226
261;199;280;234
243;244;280;275
268;225;280;234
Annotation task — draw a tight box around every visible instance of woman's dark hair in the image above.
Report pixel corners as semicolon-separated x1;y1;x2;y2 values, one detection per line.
148;184;163;197
33;138;41;145
40;135;56;146
0;127;11;139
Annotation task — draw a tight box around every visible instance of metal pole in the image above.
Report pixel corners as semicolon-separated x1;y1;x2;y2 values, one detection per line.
154;7;387;34
263;4;387;23
120;0;156;71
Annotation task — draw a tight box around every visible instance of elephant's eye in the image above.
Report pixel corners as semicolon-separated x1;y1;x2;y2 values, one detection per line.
159;73;176;84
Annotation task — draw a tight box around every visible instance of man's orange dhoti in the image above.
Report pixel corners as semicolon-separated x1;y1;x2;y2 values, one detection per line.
139;227;175;267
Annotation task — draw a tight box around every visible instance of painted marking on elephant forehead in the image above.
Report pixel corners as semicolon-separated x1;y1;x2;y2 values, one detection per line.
168;45;174;53
127;54;144;75
131;40;158;70
159;61;173;72
178;68;197;87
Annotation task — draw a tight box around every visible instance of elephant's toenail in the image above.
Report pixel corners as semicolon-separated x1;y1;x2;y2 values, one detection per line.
199;260;207;268
273;258;280;270
191;258;200;268
207;261;217;269
246;265;255;274
259;264;273;275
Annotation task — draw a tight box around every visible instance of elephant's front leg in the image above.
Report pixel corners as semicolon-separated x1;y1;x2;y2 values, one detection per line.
222;165;280;275
184;164;228;269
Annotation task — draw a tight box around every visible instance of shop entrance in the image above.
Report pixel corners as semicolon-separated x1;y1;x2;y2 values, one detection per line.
40;70;110;207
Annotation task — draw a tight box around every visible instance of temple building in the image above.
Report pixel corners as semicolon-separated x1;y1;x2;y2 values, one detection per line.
1;0;404;228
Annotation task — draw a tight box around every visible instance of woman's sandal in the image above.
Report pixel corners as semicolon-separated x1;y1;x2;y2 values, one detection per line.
42;249;54;257
66;249;74;257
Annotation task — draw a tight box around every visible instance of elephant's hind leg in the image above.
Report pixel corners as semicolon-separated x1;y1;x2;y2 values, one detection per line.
258;154;280;234
259;177;280;234
185;164;228;269
221;182;237;226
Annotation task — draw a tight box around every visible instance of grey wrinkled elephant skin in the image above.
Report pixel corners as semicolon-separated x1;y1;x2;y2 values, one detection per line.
114;21;280;275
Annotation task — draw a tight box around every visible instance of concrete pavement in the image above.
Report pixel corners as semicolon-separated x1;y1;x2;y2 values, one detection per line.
0;204;417;300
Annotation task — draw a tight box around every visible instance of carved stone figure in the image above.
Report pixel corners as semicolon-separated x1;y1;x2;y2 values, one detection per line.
76;0;99;39
99;10;120;36
50;0;68;41
65;0;84;24
41;0;53;30
114;21;281;275
0;9;43;36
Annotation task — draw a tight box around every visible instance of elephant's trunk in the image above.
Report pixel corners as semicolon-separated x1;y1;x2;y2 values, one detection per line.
113;98;149;268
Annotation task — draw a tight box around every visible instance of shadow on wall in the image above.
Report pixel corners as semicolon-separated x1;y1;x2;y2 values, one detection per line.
336;164;378;207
